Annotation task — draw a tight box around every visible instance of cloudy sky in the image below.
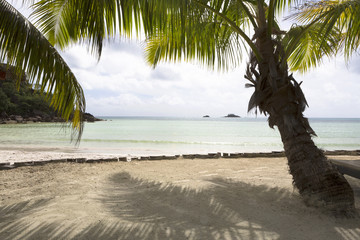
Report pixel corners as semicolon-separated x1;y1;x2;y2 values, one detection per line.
15;3;360;118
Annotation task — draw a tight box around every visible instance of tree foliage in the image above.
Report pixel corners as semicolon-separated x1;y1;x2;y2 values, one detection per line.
289;0;360;62
0;77;57;118
140;0;346;74
0;0;85;142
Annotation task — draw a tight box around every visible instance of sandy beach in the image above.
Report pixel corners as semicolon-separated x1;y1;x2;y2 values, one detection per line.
0;153;359;240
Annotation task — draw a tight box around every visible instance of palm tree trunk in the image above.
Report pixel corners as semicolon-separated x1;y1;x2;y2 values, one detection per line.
246;26;356;216
276;111;355;216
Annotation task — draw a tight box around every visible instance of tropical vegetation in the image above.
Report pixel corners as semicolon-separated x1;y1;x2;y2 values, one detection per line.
0;64;99;123
290;0;360;62
0;0;85;141
1;0;359;216
0;72;57;119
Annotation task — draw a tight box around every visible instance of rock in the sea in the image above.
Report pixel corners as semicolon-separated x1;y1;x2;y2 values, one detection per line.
83;112;102;122
224;113;240;118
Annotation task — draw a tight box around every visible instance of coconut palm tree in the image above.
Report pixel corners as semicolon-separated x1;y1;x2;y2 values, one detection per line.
12;0;358;215
0;0;85;141
141;0;357;216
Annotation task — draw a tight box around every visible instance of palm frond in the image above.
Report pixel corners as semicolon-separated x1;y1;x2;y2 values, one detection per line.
144;0;265;70
145;26;245;71
144;1;256;71
30;0;143;59
30;0;263;63
273;0;305;15
0;0;85;142
284;22;342;72
290;0;360;61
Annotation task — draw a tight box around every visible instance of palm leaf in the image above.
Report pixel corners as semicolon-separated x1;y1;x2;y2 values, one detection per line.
0;0;85;142
31;0;263;63
145;0;263;70
145;22;246;71
290;0;360;61
284;22;342;72
31;0;123;59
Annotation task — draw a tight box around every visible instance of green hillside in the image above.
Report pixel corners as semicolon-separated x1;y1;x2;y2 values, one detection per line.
0;64;99;123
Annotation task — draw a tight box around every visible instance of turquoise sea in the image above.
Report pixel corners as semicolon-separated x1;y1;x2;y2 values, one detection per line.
0;117;359;156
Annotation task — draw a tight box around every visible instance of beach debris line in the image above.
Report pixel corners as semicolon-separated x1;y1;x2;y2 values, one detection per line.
1;150;359;171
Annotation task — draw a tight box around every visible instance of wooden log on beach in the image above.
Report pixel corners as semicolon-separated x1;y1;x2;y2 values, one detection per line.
331;160;360;179
0;162;15;170
85;159;99;163
222;153;231;158
85;158;119;163
100;158;119;162
149;156;166;160
14;161;35;167
222;151;286;158
194;154;212;159
120;156;137;162
229;153;244;158
47;159;68;164
270;151;286;157
324;150;360;156
244;152;266;158
33;161;47;165
182;154;220;159
222;153;243;158
207;153;221;159
118;157;128;162
75;158;86;163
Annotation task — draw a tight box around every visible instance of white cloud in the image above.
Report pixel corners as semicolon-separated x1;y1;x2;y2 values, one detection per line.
58;41;255;117
296;57;360;118
62;40;360;118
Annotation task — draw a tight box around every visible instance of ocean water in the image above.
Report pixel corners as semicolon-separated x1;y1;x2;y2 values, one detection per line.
0;117;359;156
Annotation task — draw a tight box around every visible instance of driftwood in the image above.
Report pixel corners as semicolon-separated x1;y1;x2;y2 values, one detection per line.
1;150;358;171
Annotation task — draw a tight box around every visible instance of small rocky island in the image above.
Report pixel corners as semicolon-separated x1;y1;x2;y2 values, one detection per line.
224;113;240;118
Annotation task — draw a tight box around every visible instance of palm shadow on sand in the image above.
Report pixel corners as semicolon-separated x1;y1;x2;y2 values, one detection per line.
0;171;359;240
83;172;359;240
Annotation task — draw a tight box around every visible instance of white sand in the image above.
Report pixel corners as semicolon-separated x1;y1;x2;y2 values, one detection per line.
0;153;359;239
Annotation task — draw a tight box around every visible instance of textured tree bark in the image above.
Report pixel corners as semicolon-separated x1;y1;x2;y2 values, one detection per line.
246;23;356;216
276;113;356;216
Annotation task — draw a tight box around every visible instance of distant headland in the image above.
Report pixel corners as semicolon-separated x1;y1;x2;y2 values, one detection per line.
0;64;101;124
